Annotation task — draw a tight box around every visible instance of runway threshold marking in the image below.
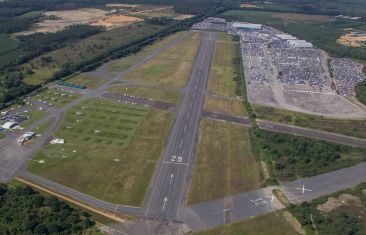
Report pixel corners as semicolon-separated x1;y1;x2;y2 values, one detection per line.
162;161;190;166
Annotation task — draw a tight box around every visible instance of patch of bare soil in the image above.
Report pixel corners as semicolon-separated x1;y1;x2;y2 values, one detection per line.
317;194;362;213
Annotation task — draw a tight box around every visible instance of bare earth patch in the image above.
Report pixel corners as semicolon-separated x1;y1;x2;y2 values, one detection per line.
90;15;143;30
338;29;366;48
317;194;362;213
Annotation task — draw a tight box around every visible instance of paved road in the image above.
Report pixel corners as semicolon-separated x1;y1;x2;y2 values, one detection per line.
179;186;283;231
202;111;251;126
17;171;142;216
143;32;216;220
180;161;366;232
280;162;366;203
257;120;366;148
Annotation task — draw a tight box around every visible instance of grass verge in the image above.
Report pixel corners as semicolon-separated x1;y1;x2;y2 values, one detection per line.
187;119;262;204
207;33;242;97
204;95;247;116
124;32;201;88
253;104;366;139
192;211;303;235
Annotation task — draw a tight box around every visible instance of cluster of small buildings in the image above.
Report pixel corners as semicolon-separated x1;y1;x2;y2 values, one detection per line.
191;17;228;32
331;58;365;96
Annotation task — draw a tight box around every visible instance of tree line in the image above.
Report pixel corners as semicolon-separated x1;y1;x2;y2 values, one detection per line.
0;184;95;234
252;128;366;182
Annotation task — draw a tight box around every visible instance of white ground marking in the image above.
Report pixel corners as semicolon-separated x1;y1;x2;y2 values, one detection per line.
169;173;174;185
162;197;168;211
295;185;312;194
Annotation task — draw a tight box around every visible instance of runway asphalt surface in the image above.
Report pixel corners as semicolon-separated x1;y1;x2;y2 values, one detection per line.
143;32;216;221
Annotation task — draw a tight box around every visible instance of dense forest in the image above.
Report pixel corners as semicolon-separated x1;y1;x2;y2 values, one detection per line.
252;129;366;182
289;183;366;235
0;184;95;234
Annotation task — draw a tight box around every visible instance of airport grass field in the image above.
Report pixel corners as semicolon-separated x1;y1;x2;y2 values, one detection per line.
193;211;302;235
67;74;107;89
204;96;247;116
253;104;366;139
187;119;262;204
109;85;182;104
27;99;173;206
31;88;80;108
107;31;186;72
124;32;201;88
207;33;241;97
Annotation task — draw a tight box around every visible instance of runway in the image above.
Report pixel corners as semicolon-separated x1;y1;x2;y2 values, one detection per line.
143;32;216;220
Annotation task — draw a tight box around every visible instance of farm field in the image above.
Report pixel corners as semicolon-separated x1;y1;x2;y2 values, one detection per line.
187;119;262;205
192;211;303;235
109;85;182;104
204;96;246;116
253;104;366;139
106;31;187;72
124;32;201;88
207;33;241;97
27;99;173;206
66;74;107;89
30;88;80;108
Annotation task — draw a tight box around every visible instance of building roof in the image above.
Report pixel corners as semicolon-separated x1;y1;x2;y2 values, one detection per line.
2;121;17;129
288;39;313;48
275;34;297;40
232;22;262;30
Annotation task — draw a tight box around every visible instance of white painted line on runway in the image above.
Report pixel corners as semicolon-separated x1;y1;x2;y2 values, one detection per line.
169;174;174;185
180;139;183;149
162;161;190;166
184;125;187;133
162;197;168;211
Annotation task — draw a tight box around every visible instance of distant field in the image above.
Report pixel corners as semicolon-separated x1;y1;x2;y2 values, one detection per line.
124;32;201;88
36;23;164;68
67;74;107;89
107;31;186;72
22;66;59;85
208;33;241;97
253;104;366;139
109;85;181;104
193;211;302;235
30;88;80;108
187;119;262;204
204;96;246;117
28;99;173;205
